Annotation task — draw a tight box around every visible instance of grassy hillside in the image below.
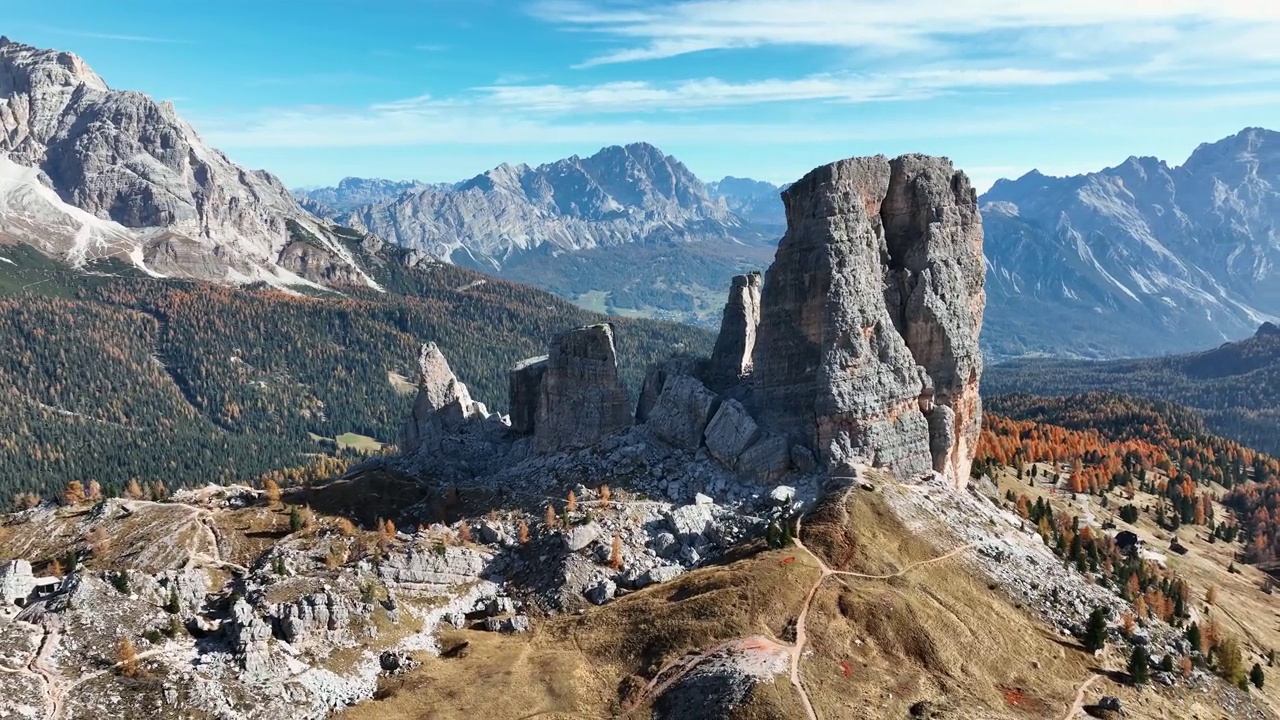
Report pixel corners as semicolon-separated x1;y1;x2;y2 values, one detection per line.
985;327;1280;455
0;237;714;504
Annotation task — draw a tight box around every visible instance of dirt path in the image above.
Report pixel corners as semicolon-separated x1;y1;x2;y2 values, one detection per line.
0;621;54;718
785;513;977;720
1061;673;1101;720
29;618;62;720
619;496;975;720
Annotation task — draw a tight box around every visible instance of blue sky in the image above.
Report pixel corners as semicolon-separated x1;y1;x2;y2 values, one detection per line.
8;0;1280;191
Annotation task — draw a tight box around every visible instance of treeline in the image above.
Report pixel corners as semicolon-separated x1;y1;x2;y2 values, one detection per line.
0;241;713;505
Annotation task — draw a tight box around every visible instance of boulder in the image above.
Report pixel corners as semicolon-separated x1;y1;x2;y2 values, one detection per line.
639;565;685;587
665;504;716;544
736;434;791;482
651;532;679;558
535;324;632;452
562;523;602;552
586;579;617;605
645;374;720;449
769;486;796;505
703;400;761;468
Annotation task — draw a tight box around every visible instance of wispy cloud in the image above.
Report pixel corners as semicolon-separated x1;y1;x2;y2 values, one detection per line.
530;0;1280;68
470;68;1109;113
35;26;190;44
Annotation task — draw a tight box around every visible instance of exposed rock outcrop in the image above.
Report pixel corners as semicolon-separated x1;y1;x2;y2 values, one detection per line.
645;374;720;449
534;324;632;452
747;154;984;488
0;38;371;285
708;272;762;387
401;343;489;454
507;356;548;436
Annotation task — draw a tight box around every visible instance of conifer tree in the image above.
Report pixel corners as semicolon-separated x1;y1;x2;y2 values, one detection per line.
1084;607;1108;652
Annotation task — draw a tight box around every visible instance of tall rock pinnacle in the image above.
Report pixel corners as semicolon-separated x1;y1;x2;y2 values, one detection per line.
748;154;984;488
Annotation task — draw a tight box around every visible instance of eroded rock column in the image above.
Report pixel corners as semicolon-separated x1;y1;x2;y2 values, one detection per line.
534;323;632;452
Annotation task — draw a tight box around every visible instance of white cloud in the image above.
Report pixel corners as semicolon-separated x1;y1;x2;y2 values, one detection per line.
531;0;1280;68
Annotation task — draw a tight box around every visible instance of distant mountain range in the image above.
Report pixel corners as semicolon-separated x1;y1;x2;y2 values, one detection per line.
986;322;1280;456
981;127;1280;359
296;147;785;323
5;35;1280;358
0;36;374;289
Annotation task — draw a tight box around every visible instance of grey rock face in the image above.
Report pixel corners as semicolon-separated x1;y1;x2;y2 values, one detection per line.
708;272;763;386
272;591;359;646
748;154;984;488
0;39;368;285
377;546;490;593
342;143;747;268
702;400;761;468
982;127;1280;359
227;598;274;677
535;324;632;452
507;356;548;436
635;356;704;423
883;154;985;485
0;559;35;606
402;343;489;454
736;434;791;483
645;374;720;449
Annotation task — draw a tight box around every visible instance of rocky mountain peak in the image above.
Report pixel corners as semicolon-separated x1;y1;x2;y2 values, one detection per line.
979;126;1280;358
1258;322;1280;338
0;37;368;286
342;142;744;267
0;38;109;93
752;153;985;487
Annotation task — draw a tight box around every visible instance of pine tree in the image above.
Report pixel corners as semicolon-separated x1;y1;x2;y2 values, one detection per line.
263;478;282;506
1129;645;1150;684
116;636;139;677
599;485;611;503
610;534;623;570
1251;663;1265;689
518;519;530;545
1187;623;1202;656
566;491;577;514
1084;607;1108;652
165;586;180;615
544;504;558;531
289;505;304;533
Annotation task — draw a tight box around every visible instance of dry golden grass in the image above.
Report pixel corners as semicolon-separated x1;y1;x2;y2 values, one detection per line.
347;485;1274;720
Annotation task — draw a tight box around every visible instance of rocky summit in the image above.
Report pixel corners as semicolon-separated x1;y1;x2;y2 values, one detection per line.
393;152;985;494
751;154;984;487
0;37;370;287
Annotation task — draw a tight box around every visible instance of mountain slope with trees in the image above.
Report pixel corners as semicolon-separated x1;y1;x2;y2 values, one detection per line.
985;324;1280;455
0;232;712;505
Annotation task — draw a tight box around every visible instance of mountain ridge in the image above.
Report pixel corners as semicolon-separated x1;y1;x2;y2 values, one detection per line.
981;126;1280;359
0;37;371;288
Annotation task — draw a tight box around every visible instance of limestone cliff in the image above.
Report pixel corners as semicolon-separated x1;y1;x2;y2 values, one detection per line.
533;324;633;453
0;37;371;286
748;154;984;487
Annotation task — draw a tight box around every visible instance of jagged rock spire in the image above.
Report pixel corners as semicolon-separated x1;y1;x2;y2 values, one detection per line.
708;272;762;386
744;153;984;488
